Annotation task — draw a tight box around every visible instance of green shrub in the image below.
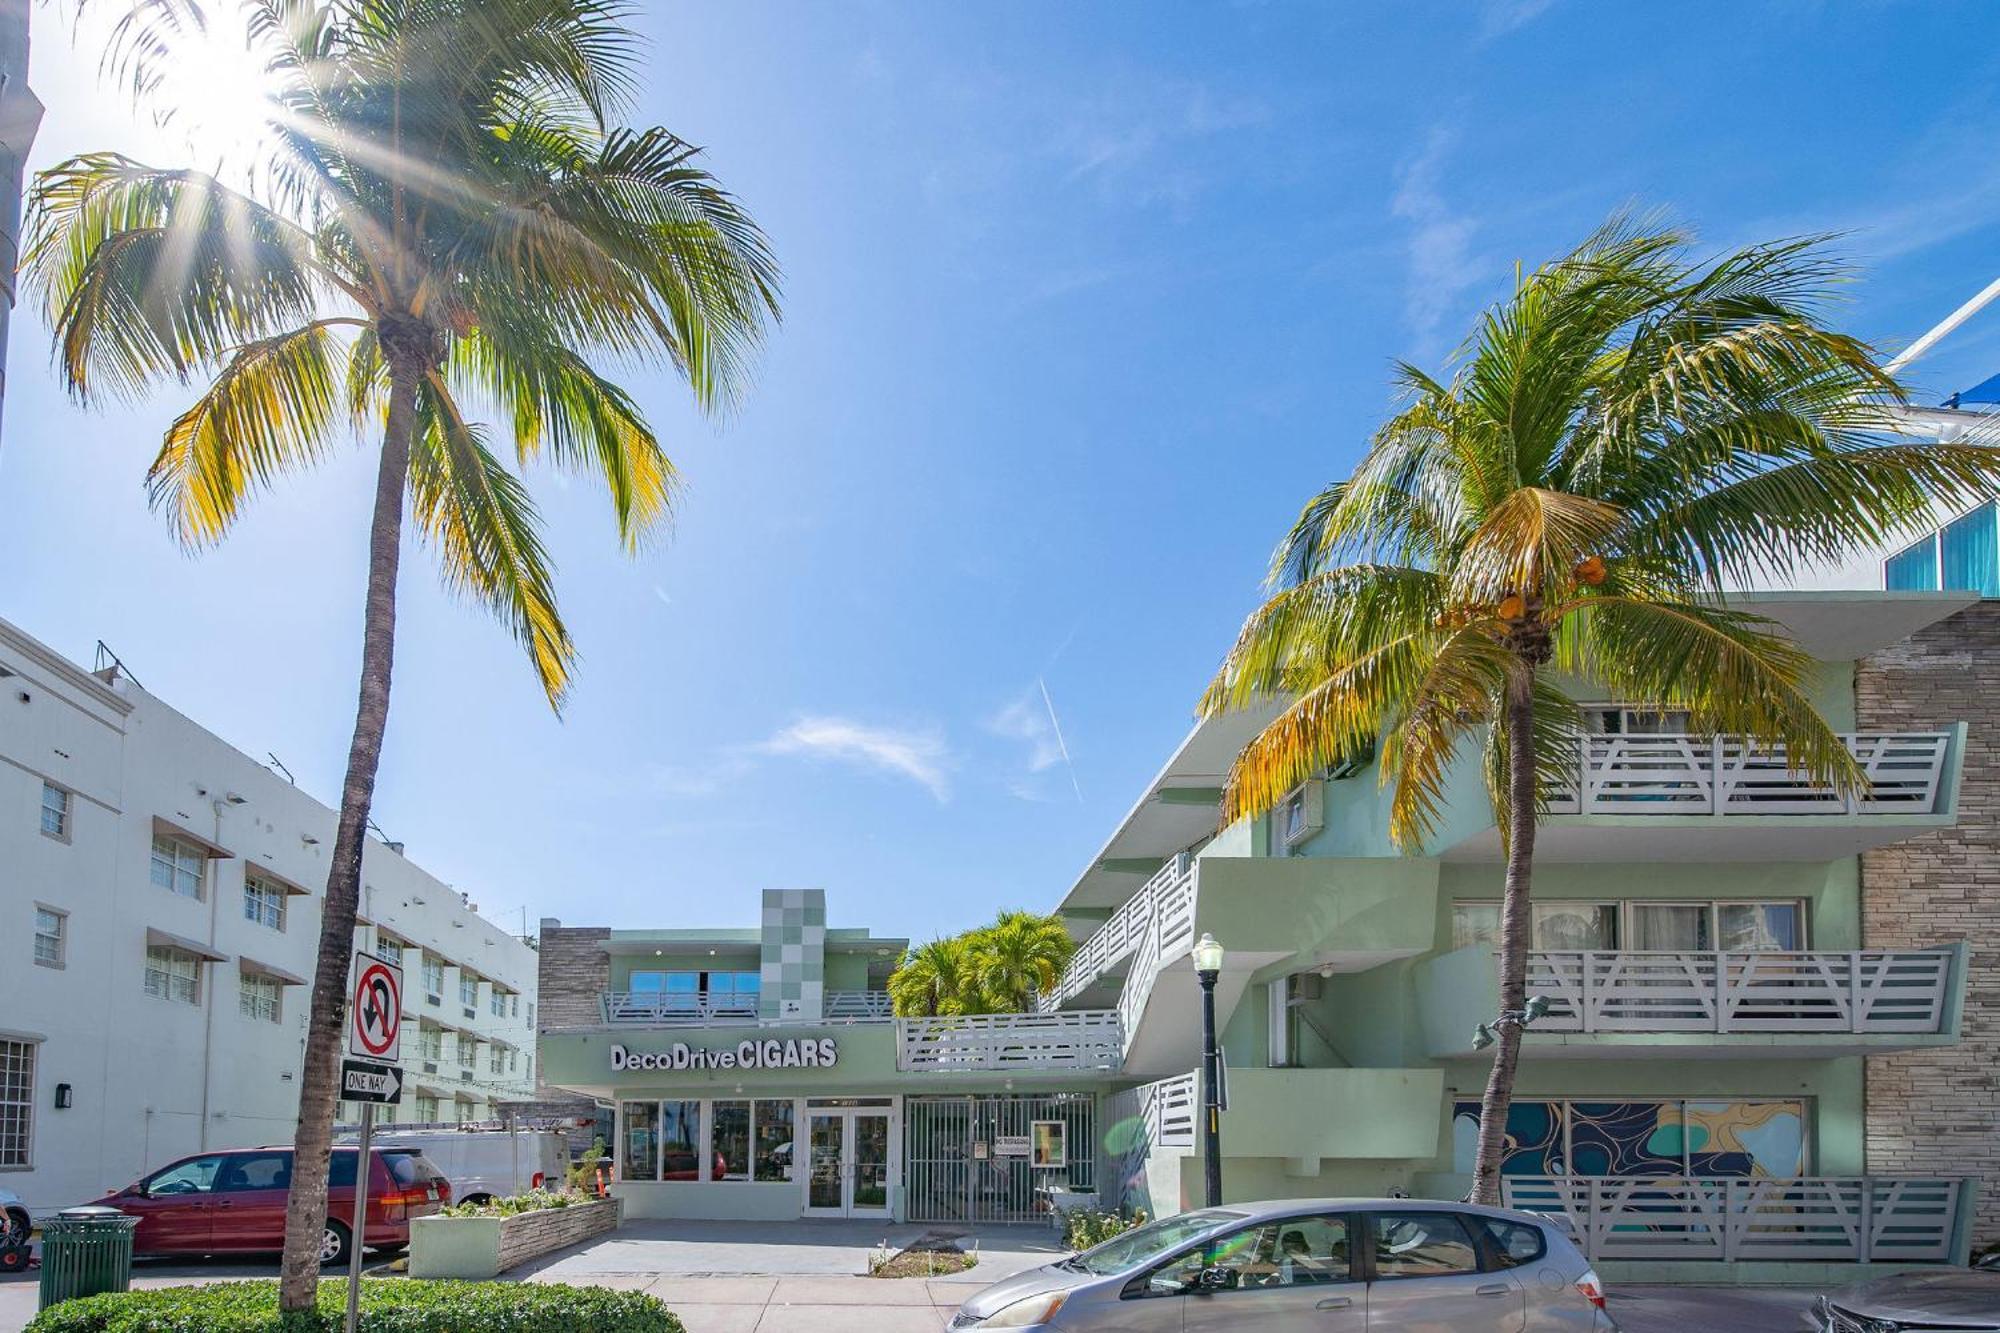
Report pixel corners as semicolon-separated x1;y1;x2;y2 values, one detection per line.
438;1187;583;1218
565;1143;607;1194
1062;1206;1147;1251
26;1278;678;1333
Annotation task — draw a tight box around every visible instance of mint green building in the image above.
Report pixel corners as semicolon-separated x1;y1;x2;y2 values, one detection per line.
539;590;1980;1278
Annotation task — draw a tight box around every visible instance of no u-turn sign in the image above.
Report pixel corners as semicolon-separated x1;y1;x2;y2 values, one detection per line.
348;953;403;1064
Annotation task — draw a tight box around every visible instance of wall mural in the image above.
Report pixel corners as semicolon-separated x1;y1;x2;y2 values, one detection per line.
1452;1099;1807;1177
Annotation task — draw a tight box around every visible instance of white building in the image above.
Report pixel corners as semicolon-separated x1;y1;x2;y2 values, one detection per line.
1;615;539;1217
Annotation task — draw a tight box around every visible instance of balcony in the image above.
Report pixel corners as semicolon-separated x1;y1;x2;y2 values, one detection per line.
1441;729;1964;862
598;990;892;1026
1417;944;1966;1058
895;1010;1122;1073
1041;855;1194;1011
1502;1175;1973;1265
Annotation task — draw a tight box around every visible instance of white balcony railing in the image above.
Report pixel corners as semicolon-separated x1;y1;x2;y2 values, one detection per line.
896;1009;1123;1072
1503;1175;1966;1263
1041;854;1195;1012
1545;732;1951;816
598;990;893;1026
1523;949;1955;1035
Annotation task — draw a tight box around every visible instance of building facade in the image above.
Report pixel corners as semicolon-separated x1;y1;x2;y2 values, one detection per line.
2;616;538;1217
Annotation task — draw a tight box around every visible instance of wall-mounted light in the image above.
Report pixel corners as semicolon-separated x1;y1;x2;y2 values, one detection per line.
54;1083;72;1110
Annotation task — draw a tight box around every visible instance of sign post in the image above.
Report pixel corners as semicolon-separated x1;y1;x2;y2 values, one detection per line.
341;953;403;1333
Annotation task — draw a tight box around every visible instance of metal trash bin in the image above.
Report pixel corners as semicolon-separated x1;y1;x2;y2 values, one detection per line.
37;1205;137;1312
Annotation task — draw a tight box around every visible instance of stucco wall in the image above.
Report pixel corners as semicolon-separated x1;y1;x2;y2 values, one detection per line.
1858;601;2000;1243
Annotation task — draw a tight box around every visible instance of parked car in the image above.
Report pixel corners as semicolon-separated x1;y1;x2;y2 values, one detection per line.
359;1128;568;1206
948;1198;1616;1331
1810;1257;2000;1331
89;1145;451;1266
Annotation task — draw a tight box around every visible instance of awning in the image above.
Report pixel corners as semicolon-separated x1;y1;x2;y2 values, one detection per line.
145;926;228;963
239;955;308;985
244;861;313;896
150;815;233;859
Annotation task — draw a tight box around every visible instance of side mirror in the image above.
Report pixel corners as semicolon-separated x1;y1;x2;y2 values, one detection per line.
1197;1266;1238;1292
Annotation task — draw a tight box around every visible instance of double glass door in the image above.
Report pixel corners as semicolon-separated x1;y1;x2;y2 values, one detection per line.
804;1107;892;1218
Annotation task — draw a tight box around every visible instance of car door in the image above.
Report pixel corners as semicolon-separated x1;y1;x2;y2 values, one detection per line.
123;1155;226;1254
1363;1210;1524;1333
208;1152;292;1252
1166;1214;1367;1333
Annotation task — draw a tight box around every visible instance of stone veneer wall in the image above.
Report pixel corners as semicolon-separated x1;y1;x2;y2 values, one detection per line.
495;1196;622;1272
528;920;613;1151
1857;601;2000;1244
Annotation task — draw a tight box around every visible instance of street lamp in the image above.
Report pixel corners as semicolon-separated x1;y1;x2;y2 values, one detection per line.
1192;932;1225;1208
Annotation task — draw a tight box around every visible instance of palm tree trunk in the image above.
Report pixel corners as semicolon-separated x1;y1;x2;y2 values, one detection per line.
277;360;419;1312
1469;668;1538;1207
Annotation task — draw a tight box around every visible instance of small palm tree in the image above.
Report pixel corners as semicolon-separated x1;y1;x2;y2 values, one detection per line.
975;910;1075;1010
888;937;991;1017
1200;219;2000;1206
26;0;778;1306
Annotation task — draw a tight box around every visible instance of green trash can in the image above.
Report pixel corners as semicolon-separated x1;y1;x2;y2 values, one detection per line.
37;1205;137;1312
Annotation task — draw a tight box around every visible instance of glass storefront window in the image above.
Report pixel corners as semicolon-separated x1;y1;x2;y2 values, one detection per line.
661;1101;703;1181
621;1101;659;1182
755;1100;794;1182
714;1101;751;1181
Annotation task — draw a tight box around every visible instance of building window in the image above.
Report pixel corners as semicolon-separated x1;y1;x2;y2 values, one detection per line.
459;973;478;1007
754;1100;794;1182
714;1100;750;1181
144;945;202;1004
628;970;761;1014
414;1093;438;1123
661;1101;701;1180
33;906;66;968
510;994;520;1018
489;988;508;1018
1940;503;1999;595
419;1027;443;1064
1885;533;1941;591
488;1046;506;1076
0;1038;35;1167
242;873;286;931
149;834;206;900
375;937;403;966
1450;898;1804;953
456;1037;477;1070
422;958;444;1003
40;783;70;841
239;972;283;1023
526;1001;535;1028
620;1101;659;1181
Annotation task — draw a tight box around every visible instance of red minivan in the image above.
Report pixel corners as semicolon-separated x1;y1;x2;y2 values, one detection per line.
92;1146;451;1265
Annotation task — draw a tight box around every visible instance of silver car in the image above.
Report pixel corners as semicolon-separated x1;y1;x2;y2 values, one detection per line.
951;1198;1616;1331
1810;1258;2000;1331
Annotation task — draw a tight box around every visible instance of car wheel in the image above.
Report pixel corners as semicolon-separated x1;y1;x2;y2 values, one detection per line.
319;1220;351;1267
461;1194;493;1208
1;1208;29;1247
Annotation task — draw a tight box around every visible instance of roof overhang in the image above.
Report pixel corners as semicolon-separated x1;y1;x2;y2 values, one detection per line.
1725;590;1978;661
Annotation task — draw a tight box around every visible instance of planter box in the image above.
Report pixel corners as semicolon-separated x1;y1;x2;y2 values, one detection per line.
409;1196;622;1279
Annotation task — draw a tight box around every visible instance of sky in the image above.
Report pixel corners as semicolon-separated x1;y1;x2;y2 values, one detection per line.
7;1;2000;942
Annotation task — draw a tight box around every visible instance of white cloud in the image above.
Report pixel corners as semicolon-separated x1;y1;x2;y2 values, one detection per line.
758;716;953;802
1392;128;1482;354
1479;0;1557;39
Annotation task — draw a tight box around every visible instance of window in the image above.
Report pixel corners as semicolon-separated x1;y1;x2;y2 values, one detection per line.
714;1101;750;1181
1476;1216;1546;1268
40;783;70;840
1451;902;1500;950
422;958;444;1003
1274;783;1321;854
490;988;508;1018
33;906;65;968
243;873;286;931
456;1037;477;1069
1533;902;1618;950
375;937;403;966
526;1001;535;1028
239;972;282;1023
629;970;760;1013
661;1101;702;1180
150;834;206;899
1718;902;1802;952
144;945;202;1004
1148;1216;1352;1294
488;1045;506;1076
145;1154;224;1196
754;1099;792;1182
459;973;478;1007
1584;706;1692;734
0;1038;34;1167
511;994;520;1019
1941;503;1999;595
414;1093;438;1123
217;1152;291;1192
1370;1212;1480;1278
1452;898;1804;953
621;1101;659;1181
419;1027;443;1063
1885;533;1940;590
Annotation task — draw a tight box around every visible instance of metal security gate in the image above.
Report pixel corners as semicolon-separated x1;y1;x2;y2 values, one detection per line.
906;1095;1096;1223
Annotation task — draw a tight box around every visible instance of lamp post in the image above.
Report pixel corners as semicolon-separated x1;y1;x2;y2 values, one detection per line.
1192;931;1226;1208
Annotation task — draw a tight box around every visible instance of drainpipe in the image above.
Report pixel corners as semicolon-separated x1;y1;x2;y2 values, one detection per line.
197;797;227;1148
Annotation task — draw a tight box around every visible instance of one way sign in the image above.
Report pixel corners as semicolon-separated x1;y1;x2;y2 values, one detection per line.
340;1059;403;1105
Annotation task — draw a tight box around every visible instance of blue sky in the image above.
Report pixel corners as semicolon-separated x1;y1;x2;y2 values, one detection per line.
7;1;2000;941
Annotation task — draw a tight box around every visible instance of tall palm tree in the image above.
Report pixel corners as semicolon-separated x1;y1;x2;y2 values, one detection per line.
888;936;991;1018
1200;219;2000;1207
976;909;1075;1010
26;0;778;1305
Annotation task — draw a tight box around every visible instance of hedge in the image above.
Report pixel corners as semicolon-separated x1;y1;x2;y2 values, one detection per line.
25;1279;681;1333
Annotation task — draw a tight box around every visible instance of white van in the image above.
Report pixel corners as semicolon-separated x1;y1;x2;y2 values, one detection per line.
358;1128;570;1206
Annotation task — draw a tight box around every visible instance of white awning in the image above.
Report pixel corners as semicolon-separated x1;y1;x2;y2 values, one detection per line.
145;926;227;963
239;955;308;985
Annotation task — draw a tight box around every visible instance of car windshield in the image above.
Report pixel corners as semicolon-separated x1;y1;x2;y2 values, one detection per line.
1071;1209;1246;1276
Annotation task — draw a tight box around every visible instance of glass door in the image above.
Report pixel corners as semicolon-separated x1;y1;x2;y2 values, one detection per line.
804;1112;847;1216
850;1113;892;1217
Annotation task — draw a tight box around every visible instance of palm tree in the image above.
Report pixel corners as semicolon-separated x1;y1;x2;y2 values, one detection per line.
25;0;778;1305
975;910;1075;1010
888;936;991;1017
1199;219;2000;1207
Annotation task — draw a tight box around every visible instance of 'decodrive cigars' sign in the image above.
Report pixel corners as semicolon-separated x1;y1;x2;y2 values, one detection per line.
610;1037;839;1073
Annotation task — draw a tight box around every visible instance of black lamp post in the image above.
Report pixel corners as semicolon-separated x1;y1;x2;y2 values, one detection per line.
1192;931;1226;1208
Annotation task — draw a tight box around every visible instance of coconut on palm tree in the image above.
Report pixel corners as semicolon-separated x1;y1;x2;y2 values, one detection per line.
26;0;778;1305
1200;219;2000;1206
